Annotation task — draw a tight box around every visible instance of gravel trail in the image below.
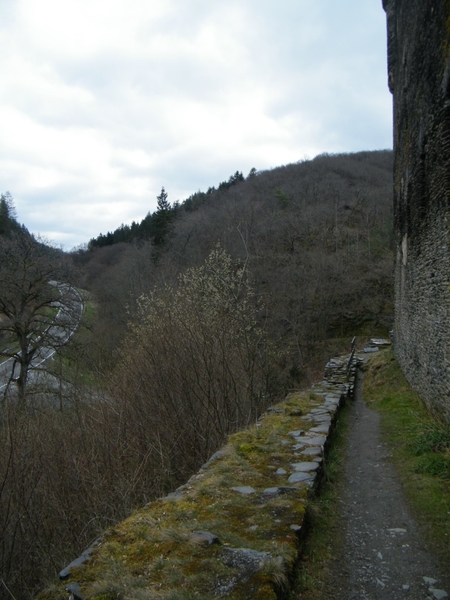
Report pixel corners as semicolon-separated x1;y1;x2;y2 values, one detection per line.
326;369;449;600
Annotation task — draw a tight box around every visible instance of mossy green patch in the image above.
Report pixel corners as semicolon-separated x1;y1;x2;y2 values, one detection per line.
37;389;329;600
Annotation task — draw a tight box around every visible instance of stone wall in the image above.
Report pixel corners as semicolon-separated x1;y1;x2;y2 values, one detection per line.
39;350;364;600
383;0;450;421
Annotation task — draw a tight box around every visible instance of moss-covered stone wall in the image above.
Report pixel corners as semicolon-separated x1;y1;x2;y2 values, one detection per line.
37;351;363;600
383;0;450;421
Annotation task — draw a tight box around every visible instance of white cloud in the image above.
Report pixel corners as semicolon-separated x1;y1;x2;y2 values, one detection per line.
0;0;392;249
17;0;172;58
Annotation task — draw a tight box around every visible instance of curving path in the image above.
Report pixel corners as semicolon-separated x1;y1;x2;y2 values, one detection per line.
323;370;450;600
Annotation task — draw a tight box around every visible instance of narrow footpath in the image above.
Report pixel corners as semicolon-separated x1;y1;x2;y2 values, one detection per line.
323;369;449;600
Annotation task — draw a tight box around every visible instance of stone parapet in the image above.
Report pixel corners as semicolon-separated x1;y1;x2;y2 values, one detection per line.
38;347;369;600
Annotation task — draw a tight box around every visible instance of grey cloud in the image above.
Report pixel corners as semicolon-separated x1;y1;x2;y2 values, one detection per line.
0;0;392;248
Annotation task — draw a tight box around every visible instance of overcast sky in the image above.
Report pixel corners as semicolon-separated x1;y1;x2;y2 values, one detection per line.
0;0;392;249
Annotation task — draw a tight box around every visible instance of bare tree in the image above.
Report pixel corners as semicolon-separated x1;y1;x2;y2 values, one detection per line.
0;233;78;403
112;246;275;481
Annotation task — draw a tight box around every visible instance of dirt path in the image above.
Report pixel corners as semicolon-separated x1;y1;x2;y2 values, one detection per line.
326;369;449;600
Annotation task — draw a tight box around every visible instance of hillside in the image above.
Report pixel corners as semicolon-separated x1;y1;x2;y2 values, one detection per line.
75;149;394;380
0;149;394;599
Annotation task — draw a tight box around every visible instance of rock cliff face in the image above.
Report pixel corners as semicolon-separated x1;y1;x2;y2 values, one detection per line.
383;0;450;421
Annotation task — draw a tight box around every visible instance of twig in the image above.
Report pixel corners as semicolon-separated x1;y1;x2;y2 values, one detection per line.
0;580;18;600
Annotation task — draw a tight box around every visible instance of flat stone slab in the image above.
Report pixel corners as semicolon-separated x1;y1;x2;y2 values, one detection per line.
291;461;320;472
231;486;256;495
288;472;315;484
310;424;330;433
288;430;303;437
302;435;327;446
310;414;332;423
429;590;449;600
59;538;102;580
202;450;227;469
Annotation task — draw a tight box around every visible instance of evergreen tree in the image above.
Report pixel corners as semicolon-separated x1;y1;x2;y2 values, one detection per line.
0;191;18;236
152;187;174;246
156;187;170;212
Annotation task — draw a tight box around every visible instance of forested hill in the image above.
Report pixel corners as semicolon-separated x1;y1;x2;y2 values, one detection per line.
88;171;247;249
87;152;391;255
75;149;394;381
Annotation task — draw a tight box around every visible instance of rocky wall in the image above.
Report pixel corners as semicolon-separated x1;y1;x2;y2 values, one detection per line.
383;0;450;421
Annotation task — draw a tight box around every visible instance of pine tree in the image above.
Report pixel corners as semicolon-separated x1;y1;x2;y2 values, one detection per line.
152;187;174;246
0;191;18;235
156;187;170;212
